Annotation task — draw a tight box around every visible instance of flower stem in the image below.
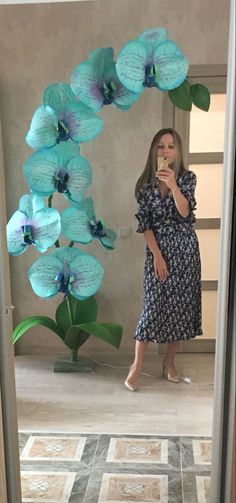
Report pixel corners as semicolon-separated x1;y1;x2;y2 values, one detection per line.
48;195;53;208
66;295;73;326
71;349;78;362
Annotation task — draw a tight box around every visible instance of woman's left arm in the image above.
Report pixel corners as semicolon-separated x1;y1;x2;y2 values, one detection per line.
157;167;190;218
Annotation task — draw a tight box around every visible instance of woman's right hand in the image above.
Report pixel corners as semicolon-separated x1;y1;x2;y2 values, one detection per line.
153;252;168;282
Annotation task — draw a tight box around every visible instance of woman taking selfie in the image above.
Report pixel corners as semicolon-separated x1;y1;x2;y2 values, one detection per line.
125;128;202;391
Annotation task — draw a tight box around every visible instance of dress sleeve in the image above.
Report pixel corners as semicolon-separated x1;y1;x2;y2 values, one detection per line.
180;171;197;212
135;187;153;233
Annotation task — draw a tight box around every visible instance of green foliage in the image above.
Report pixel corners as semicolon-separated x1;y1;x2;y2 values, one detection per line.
190;84;210;111
12;295;123;354
169;80;192;111
13;316;64;344
168;80;210;112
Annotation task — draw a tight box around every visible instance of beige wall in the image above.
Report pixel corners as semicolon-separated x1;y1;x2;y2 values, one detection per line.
0;0;230;356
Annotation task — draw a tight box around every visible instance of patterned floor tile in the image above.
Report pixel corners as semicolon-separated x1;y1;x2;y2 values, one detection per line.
98;473;168;503
192;440;212;465
21;471;76;503
106;437;168;464
196;475;211;503
20;435;87;461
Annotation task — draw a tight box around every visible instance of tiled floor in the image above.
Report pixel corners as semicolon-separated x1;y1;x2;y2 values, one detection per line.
19;432;211;503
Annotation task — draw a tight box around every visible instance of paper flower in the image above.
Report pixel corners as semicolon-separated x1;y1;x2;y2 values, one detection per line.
116;28;189;94
71;48;140;112
7;194;61;256
28;246;104;300
23;141;92;203
61;197;117;249
26;83;104;149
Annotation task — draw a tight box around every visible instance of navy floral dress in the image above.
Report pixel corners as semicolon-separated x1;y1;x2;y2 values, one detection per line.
135;170;203;343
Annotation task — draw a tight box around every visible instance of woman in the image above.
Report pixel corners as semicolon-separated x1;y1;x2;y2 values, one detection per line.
125;128;202;391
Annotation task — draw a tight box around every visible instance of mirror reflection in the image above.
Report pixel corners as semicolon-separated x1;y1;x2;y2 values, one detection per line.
0;1;229;502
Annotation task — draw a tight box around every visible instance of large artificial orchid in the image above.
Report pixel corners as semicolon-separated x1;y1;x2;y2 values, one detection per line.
7;194;61;256
61;197;117;249
71;47;140;112
23;141;92;203
116;28;189;94
26;83;104;150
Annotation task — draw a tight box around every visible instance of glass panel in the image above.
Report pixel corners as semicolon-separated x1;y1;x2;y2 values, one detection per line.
196;229;220;280
189;94;226;153
190;164;223;218
200;291;217;340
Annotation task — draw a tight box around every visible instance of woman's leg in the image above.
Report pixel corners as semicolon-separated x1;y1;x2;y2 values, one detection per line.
125;340;149;390
163;341;180;377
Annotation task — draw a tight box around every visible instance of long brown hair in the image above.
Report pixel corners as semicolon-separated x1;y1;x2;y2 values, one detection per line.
135;128;186;200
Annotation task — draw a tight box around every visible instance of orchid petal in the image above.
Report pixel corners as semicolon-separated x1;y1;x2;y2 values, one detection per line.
25;105;58;149
153;40;189;90
114;85;141;110
19;194;45;217
28;255;63;298
63;101;104;143
7;211;28;256
88;47;114;76
23;149;59;197
61;207;92;244
33;208;61;252
51;140;80;166
77;197;96;221
116;41;147;93
138;28;167;59
71;62;104;112
69;253;104;300
43;83;77;116
100;229;117;249
66;155;92;203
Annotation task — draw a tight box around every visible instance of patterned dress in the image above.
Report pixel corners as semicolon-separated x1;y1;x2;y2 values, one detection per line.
135;170;202;343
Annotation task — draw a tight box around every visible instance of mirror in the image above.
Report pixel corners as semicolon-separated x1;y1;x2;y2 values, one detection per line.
0;1;232;502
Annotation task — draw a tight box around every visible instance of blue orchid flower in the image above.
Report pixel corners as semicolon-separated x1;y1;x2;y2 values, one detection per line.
7;194;61;256
61;197;117;249
23;142;92;203
71;48;140;112
28;246;104;300
116;28;189;94
26;83;104;150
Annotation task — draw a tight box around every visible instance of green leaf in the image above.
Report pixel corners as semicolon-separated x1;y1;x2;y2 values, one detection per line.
13;316;64;344
76;321;123;349
190;84;210;111
168;80;192;111
64;326;90;350
55;295;97;334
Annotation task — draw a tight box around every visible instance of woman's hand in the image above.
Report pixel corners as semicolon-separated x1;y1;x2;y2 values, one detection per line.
156;166;177;190
153;252;168;282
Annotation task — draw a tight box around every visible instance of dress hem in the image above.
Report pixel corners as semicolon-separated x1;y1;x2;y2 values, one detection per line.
134;330;203;344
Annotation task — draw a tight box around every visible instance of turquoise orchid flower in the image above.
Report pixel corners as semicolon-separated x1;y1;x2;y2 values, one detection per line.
28;246;104;300
25;83;104;150
23;142;92;203
61;197;117;249
71;48;140;112
116;28;189;94
7;194;61;256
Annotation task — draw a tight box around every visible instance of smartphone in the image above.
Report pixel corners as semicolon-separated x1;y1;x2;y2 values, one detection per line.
157;156;169;172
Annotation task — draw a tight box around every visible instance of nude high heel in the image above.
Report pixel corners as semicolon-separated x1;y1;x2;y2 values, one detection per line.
162;365;181;384
124;366;140;391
